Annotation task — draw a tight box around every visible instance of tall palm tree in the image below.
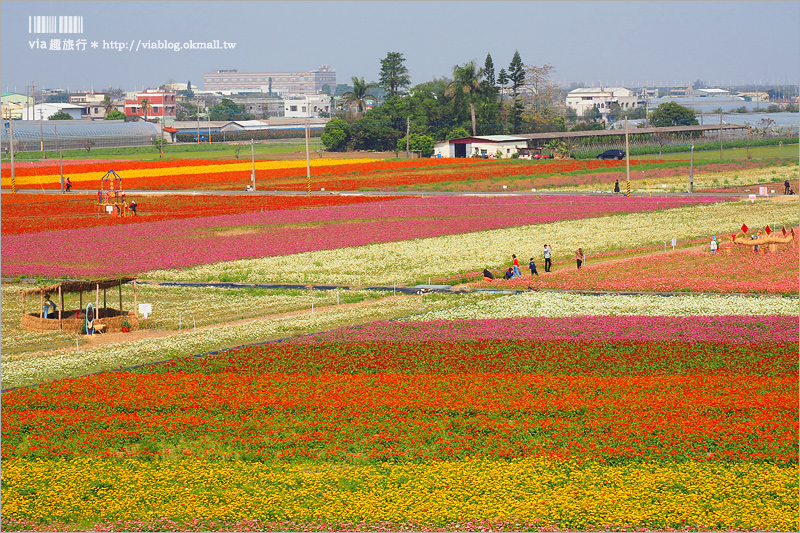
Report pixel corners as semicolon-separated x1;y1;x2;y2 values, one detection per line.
139;98;152;121
102;95;115;117
446;61;484;136
340;77;377;113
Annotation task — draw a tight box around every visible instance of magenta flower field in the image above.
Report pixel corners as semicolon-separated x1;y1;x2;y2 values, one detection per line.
290;315;797;345
2;195;724;278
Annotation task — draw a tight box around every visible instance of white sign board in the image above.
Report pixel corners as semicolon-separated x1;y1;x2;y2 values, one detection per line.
671;238;677;248
138;303;152;319
105;205;114;214
749;194;756;204
759;187;768;196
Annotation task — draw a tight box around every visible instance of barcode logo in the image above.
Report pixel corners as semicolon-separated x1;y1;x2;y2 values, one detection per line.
28;15;83;34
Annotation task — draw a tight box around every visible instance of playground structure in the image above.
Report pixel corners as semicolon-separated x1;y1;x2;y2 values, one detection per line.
20;277;139;335
728;225;796;252
97;169;132;217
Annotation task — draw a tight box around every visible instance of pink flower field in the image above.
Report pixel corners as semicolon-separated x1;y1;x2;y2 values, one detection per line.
474;245;799;294
291;315;797;345
1;195;725;278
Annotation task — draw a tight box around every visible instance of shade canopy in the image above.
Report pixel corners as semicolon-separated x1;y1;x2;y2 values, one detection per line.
21;277;137;298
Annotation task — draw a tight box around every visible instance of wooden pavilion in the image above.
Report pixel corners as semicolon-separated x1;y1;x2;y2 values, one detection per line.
20;277;139;334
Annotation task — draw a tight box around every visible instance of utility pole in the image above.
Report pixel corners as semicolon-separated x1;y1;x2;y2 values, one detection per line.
9;118;16;193
305;97;311;196
689;144;694;193
250;138;256;191
625;116;630;197
60;148;64;193
406;116;410;158
719;112;723;160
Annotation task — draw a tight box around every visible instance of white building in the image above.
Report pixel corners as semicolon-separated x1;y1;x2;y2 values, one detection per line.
20;103;84;120
565;87;645;118
433;135;528;159
283;95;333;118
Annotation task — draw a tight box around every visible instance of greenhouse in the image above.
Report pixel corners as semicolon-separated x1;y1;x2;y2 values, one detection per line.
0;120;160;152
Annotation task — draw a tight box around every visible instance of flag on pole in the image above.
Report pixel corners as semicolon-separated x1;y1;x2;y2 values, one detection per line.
741;223;749;234
782;226;788;236
765;225;772;235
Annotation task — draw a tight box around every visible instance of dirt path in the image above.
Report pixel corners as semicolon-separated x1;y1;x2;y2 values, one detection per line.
68;294;411;352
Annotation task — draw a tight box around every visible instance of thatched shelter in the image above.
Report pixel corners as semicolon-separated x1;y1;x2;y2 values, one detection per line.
21;277;139;334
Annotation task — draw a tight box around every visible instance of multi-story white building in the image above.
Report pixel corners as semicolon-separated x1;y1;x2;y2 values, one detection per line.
204;65;336;96
565;87;646;117
283;95;334;118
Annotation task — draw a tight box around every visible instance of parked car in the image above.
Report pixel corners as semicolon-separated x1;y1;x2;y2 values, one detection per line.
532;153;553;159
596;149;625;160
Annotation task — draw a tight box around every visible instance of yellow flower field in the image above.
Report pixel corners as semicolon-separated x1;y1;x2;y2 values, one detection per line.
4;158;380;187
2;458;796;530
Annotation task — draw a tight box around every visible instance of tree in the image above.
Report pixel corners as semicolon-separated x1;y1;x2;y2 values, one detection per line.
497;68;508;104
445;60;484;136
478;53;501;135
321;84;331;95
341;77;378;113
102;95;115;117
379;52;410;98
583;106;602;123
349;114;398;151
82;138;95;154
104;109;125;120
46;93;70;103
320;119;351;151
649;101;698;127
48;110;73;120
139;99;152;120
507;50;525;133
446;127;470;139
397;133;434;157
209;98;254;121
187;80;192;91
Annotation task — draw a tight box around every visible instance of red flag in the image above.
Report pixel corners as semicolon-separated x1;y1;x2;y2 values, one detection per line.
731;233;737;241
741;223;749;234
783;226;788;236
765;225;772;235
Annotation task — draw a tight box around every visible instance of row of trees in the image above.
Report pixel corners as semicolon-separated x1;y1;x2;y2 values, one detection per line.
322;51;649;153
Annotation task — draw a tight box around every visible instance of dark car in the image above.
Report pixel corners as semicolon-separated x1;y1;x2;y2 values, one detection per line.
596;149;625;160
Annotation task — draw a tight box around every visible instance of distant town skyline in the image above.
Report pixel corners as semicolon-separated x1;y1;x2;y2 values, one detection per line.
2;1;798;94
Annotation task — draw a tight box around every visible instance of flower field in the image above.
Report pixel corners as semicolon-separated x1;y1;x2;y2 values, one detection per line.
2;157;632;191
2;154;799;531
1;195;729;278
470;241;800;294
2;313;797;530
0;193;395;235
138;198;797;287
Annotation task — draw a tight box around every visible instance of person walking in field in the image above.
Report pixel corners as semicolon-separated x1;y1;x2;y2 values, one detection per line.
785;179;791;194
710;236;718;254
543;245;552;272
512;254;521;279
575;248;585;269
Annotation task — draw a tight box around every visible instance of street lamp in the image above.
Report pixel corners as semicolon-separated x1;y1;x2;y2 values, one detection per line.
689;144;694;193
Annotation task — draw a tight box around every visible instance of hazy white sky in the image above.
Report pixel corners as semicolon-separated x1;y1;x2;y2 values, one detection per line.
2;0;798;93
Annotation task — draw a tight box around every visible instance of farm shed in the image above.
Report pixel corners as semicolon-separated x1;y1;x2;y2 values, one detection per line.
20;277;139;334
433;135;528;159
0;120;160;152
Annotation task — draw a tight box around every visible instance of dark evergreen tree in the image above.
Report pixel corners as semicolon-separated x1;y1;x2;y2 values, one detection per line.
508;50;526;133
379;52;411;98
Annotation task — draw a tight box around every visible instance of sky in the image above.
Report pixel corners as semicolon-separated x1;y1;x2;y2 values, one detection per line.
1;0;798;94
